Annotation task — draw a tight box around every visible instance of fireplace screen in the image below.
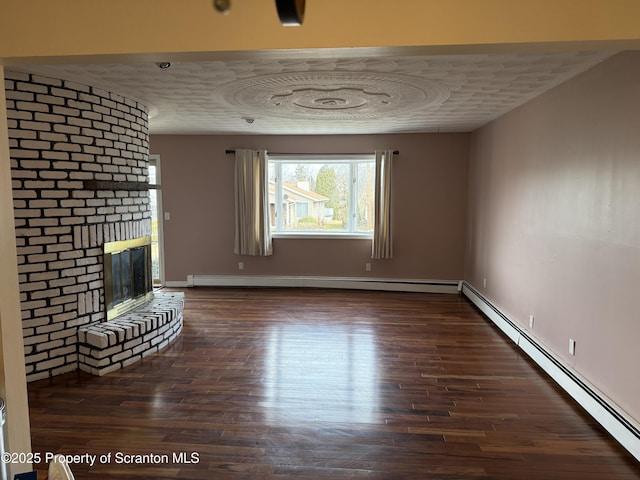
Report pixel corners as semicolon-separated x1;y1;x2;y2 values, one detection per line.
104;237;153;320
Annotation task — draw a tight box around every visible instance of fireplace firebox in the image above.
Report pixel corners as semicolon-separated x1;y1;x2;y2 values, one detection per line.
104;236;153;320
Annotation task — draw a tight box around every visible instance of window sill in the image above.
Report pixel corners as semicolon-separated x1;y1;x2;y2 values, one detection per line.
271;232;373;240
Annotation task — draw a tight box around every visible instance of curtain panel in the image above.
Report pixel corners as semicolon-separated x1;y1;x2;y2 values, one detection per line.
372;149;394;259
233;149;273;256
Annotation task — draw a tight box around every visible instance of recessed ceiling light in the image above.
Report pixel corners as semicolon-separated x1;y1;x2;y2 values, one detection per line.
157;62;171;70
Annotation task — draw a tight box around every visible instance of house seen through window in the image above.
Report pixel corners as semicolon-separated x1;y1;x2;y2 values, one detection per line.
268;154;375;235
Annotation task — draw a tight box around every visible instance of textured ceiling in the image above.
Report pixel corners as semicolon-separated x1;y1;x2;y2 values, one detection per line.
15;51;614;135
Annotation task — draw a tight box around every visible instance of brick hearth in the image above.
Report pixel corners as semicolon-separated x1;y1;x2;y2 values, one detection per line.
78;291;184;376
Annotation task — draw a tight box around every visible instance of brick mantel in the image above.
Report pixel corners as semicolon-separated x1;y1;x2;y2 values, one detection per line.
6;70;151;381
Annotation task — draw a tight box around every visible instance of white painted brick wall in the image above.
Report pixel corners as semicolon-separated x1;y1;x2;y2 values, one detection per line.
6;70;152;381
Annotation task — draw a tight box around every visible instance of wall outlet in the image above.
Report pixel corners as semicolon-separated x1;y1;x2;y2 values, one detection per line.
238;261;244;270
365;262;371;272
569;338;576;356
164;212;171;221
529;315;535;329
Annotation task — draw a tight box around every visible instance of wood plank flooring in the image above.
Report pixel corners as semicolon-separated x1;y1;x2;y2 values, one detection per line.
28;288;640;479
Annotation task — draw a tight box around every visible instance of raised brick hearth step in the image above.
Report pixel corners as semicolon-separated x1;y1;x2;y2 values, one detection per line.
77;291;184;376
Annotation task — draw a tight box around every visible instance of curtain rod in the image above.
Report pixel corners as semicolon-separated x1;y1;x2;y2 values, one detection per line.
225;149;399;155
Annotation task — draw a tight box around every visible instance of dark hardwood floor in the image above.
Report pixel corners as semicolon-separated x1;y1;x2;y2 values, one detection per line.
28;288;640;479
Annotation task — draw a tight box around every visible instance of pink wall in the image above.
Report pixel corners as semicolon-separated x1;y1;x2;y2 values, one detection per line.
466;52;640;422
151;133;469;282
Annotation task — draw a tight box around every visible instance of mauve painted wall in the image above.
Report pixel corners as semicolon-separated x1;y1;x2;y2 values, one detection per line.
466;52;640;422
151;133;469;282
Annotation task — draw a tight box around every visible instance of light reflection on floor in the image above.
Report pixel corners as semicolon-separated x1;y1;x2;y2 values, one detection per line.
263;323;379;424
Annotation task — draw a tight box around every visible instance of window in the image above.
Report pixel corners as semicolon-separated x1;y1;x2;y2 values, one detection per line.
148;155;165;286
295;202;309;218
268;154;375;235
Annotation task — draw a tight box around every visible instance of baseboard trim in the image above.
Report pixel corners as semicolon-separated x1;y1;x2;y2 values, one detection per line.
462;282;640;462
164;281;189;288
182;275;461;294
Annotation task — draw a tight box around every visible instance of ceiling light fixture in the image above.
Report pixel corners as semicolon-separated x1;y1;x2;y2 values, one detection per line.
157;62;171;70
212;0;305;26
275;0;306;26
213;0;231;14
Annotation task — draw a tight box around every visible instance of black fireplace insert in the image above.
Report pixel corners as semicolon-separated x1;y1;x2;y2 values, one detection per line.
104;237;153;320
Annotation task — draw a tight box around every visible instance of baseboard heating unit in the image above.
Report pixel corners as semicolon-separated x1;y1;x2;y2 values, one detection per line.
168;275;461;294
461;282;640;462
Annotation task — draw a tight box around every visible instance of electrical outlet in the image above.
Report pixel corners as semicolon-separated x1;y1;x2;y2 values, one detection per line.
365;263;371;272
238;262;244;270
164;212;171;221
529;315;535;329
569;338;576;356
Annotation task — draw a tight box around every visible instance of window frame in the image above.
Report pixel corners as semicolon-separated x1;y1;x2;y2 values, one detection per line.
268;153;375;239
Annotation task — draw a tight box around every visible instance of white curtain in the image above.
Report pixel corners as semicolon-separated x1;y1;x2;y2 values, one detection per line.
372;149;394;259
234;149;273;256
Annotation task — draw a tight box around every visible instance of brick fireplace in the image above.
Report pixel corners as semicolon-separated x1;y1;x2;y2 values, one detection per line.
6;70;162;381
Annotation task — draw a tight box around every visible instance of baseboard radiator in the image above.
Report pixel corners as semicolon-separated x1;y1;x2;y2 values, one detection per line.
462;282;640;462
169;275;461;294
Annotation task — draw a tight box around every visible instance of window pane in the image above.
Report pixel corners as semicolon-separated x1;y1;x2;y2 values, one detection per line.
269;156;374;235
295;202;309;218
357;162;375;232
148;164;157;185
313;163;349;232
268;162;277;230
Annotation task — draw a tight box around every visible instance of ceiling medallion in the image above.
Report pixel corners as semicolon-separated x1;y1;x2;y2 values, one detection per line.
215;71;450;120
271;87;392;111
